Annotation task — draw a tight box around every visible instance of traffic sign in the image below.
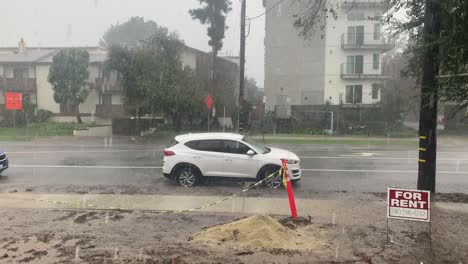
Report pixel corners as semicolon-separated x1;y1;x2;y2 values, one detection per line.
387;188;430;222
205;94;213;110
5;92;22;110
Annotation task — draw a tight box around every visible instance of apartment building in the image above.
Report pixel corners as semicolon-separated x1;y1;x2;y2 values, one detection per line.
0;40;238;124
264;0;394;113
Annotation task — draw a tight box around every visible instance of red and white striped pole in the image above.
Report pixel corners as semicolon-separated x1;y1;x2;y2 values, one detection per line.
281;159;298;220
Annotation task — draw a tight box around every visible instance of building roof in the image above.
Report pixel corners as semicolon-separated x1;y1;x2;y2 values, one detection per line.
175;133;244;142
0;50;56;63
0;47;107;64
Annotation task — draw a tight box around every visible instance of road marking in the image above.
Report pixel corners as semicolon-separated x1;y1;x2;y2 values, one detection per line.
340;152;384;157
301;168;468;174
6;150;159;154
300;156;468;161
10;165;162;169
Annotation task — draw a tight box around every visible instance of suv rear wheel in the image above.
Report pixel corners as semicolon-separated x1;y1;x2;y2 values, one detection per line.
176;166;200;187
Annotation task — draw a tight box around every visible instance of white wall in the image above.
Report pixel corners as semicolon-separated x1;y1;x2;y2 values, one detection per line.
78;64;100;114
36;64;60;113
37;63;101;114
51;116;111;125
111;94;121;105
181;50;197;70
324;2;385;105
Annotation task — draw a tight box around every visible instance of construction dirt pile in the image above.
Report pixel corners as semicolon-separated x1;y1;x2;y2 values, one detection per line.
193;215;324;251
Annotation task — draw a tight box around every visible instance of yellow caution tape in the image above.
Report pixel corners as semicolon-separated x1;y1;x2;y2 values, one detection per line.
9;169;283;213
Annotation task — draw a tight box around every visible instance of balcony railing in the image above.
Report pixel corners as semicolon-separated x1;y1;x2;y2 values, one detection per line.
0;78;37;91
341;33;395;51
95;78;123;94
340;63;392;80
95;104;125;118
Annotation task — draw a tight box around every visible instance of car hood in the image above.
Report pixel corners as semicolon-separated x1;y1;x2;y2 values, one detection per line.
263;147;300;162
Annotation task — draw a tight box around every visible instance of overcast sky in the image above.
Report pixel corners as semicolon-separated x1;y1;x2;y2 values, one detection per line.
0;0;266;87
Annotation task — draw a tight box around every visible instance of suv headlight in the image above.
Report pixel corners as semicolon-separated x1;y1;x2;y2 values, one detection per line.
284;159;299;165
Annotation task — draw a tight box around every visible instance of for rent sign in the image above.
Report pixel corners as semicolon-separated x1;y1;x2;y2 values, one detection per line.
5;92;22;110
387;188;430;222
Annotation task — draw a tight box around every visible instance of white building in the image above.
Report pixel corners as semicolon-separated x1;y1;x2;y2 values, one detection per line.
264;0;394;113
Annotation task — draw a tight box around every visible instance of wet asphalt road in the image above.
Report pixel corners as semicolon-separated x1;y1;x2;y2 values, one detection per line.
1;136;468;195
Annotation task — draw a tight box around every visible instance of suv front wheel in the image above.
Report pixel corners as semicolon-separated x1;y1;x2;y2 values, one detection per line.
175;166;200;187
262;167;282;189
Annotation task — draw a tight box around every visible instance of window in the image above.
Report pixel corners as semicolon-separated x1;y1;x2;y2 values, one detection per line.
223;140;250;155
373;54;380;69
102;94;112;105
347;26;364;45
274;67;281;75
347;55;363;74
13;68;28;79
276;94;287;105
345;85;363;104
374;24;381;40
372;83;380;99
185;140;223;152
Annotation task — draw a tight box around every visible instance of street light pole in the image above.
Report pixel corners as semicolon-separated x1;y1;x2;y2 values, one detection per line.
239;0;246;133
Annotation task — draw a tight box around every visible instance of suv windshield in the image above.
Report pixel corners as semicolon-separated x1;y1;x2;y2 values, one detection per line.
242;137;270;154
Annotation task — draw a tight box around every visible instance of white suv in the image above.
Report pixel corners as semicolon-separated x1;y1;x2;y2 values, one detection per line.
162;133;301;188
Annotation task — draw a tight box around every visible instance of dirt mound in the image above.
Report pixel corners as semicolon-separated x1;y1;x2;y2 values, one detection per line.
193;215;323;251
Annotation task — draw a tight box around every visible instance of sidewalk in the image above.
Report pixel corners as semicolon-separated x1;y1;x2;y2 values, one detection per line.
1;192;468;215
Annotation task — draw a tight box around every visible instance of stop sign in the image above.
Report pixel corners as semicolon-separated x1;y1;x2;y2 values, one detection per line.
205;94;213;110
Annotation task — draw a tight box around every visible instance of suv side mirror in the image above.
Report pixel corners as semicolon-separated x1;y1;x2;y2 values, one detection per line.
247;150;255;156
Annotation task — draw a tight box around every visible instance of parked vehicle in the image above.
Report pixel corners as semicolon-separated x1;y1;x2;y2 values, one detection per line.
162;133;301;188
0;150;9;175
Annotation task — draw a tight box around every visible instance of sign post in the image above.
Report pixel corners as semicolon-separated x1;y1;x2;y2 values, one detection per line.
205;94;213;132
387;188;431;247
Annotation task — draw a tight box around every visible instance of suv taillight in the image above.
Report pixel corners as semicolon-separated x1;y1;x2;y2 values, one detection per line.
164;150;175;156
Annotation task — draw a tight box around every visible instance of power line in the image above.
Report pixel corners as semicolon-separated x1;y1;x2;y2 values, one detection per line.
247;0;285;21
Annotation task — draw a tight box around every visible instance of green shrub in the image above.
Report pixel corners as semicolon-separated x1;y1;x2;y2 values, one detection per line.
34;109;53;123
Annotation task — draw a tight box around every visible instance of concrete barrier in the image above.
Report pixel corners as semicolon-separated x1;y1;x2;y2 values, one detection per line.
73;126;112;137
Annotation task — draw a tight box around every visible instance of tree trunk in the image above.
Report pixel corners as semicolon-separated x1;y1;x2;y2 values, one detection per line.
76;104;83;124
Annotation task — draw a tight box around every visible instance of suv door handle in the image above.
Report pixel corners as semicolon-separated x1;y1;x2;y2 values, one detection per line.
193;156;201;159
224;158;232;161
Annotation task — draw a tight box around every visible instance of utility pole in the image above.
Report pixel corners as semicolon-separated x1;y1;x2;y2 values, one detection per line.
238;0;246;133
417;0;441;193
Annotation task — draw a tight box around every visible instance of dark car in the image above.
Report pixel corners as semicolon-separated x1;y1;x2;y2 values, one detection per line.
0;150;8;175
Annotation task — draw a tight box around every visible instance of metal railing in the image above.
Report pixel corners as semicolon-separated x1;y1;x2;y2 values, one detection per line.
340;63;391;80
341;33;395;50
0;78;36;91
95;78;123;94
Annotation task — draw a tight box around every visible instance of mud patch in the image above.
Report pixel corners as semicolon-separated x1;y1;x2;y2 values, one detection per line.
0;236;64;263
74;212;100;224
